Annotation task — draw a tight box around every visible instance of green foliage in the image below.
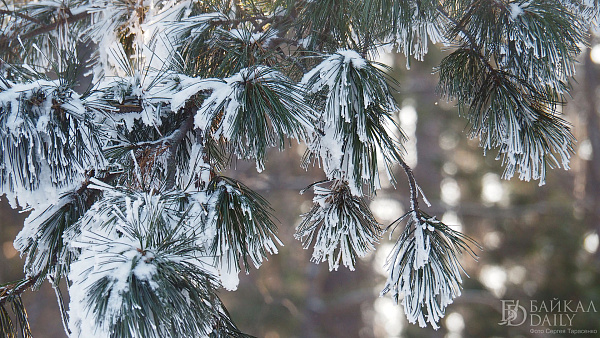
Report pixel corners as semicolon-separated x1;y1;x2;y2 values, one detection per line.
211;28;281;75
0;295;33;338
14;189;90;289
381;209;479;329
193;66;315;169
437;50;576;182
205;175;281;273
436;0;586;184
67;185;247;338
301;51;405;195
296;0;359;51
295;180;382;271
0;0;594;335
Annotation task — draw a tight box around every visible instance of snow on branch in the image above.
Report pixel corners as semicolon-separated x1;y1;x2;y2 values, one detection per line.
150;7;224;39
0;0;593;335
391;0;445;65
0;79;106;208
65;184;241;338
435;1;585;185
295;180;382;271
437;47;575;185
381;210;479;329
503;1;584;92
13;188;89;289
301;49;405;196
172;66;315;170
201;176;282;276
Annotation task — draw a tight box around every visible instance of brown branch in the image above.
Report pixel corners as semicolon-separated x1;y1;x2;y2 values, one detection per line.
165;111;196;189
234;0;262;32
116;104;144;113
21;10;91;39
436;4;497;74
267;37;300;49
0;9;42;24
399;159;420;215
0;273;41;305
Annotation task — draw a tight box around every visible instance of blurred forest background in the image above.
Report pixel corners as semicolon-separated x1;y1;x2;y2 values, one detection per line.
2;37;600;338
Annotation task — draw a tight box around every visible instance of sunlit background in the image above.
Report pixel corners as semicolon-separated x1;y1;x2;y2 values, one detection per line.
2;37;600;338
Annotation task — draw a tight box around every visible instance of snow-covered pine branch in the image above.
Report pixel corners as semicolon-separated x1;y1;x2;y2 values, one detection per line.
437;0;582;185
295;180;382;271
0;78;106;208
13;188;89;289
65;183;251;337
172;66;315;171
381;210;479;329
301;50;404;196
0;0;593;336
201;175;282;276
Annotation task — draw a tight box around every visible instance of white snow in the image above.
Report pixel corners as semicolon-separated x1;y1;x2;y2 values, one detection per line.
412;214;430;269
170;66;313;169
0;79;106;210
509;3;524;20
381;212;465;330
68;229;158;337
301;50;399;196
297;183;381;271
392;18;444;66
337;49;367;69
218;250;240;291
65;187;223;336
227;28;270;45
159;11;225;38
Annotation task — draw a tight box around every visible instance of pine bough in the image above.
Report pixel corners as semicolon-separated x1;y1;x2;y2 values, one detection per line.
0;0;595;336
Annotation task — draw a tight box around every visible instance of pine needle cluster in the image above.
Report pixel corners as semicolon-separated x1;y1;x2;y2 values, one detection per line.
0;0;595;336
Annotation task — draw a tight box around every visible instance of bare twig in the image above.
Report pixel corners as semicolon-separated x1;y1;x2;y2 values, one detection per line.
0;9;42;24
165;112;196;189
0;274;41;305
21;11;91;39
399;159;420;215
436;4;497;73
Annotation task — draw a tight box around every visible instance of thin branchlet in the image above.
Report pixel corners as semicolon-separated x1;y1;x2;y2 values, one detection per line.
165;111;195;189
0;0;589;335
